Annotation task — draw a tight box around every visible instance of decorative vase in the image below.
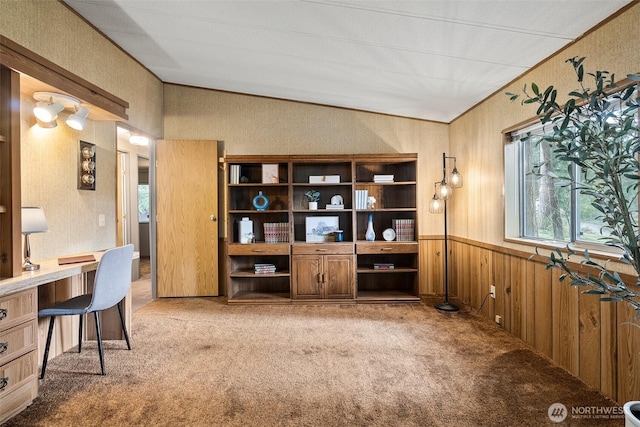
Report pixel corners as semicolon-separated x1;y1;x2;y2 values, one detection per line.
308;201;318;210
365;214;375;241
253;191;269;211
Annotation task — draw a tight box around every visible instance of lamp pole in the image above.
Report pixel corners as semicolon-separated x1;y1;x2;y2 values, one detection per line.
431;153;461;312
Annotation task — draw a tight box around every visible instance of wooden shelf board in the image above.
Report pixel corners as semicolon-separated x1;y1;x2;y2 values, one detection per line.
356;290;420;302
230;269;290;278
228;209;289;214
228;291;291;303
229;183;289;187
357;267;418;273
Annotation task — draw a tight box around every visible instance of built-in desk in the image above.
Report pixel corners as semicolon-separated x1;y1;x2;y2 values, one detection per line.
0;252;133;424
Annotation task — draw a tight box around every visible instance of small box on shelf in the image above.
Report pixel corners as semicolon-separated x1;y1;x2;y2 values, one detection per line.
309;175;340;183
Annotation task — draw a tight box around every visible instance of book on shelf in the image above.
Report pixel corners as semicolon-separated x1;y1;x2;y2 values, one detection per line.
355;189;368;210
325;204;344;210
229;164;241;184
254;263;276;274
392;218;415;241
373;174;394;182
263;222;289;243
373;263;395;270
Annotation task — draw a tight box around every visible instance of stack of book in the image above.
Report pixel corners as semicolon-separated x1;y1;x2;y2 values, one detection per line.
254;263;276;274
392;219;415;241
263;222;289;243
326;204;344;210
229;165;241;184
355;189;368;210
373;174;394;182
373;263;395;270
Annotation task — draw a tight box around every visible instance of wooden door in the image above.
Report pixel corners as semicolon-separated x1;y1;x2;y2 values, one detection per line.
292;255;322;299
325;255;354;299
156;140;218;297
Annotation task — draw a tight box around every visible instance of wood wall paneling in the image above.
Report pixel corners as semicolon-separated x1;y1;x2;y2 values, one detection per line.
551;268;579;376
436;237;639;404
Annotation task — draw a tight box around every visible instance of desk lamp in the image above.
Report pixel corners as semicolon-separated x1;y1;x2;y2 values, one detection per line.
22;207;49;271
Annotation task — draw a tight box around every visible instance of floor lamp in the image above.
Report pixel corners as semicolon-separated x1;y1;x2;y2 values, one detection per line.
429;153;463;312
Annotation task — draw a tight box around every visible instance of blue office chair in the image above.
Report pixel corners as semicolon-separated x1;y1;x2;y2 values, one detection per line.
39;244;135;378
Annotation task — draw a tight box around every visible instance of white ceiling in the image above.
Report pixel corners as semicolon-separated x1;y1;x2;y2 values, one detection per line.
63;0;632;123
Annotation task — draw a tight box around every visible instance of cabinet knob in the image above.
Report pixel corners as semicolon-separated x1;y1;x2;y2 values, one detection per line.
0;342;7;355
0;308;6;321
210;215;217;222
0;377;7;392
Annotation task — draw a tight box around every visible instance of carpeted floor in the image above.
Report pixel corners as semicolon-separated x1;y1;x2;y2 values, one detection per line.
2;298;624;426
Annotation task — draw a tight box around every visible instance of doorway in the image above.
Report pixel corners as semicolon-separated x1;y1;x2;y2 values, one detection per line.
116;125;153;310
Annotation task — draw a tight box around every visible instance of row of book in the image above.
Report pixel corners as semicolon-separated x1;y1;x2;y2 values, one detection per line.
373;263;394;270
392;219;415;241
373;174;394;182
264;222;289;243
255;263;276;274
354;189;369;210
229;164;242;184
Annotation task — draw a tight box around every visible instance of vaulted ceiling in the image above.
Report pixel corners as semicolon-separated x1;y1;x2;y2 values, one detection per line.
63;0;632;123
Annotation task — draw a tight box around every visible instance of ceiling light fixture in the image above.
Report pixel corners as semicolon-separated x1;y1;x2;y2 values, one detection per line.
129;135;149;146
66;106;89;130
32;91;87;129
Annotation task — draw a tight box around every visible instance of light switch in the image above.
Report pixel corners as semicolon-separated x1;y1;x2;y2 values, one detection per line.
98;214;106;227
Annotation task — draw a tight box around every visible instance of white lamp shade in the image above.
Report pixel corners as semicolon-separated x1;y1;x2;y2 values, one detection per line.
33;101;64;123
66;106;89;130
22;207;49;234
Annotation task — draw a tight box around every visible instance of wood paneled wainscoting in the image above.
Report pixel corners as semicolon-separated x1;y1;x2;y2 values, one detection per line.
419;236;640;405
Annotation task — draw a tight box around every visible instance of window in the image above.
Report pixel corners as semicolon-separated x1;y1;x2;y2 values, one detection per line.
138;184;150;223
505;105;638;248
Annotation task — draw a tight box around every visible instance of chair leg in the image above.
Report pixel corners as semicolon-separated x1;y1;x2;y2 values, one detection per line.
78;313;83;353
94;312;105;375
117;301;132;350
40;316;56;379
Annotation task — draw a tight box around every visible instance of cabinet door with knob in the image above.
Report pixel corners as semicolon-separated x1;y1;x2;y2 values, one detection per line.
291;244;354;300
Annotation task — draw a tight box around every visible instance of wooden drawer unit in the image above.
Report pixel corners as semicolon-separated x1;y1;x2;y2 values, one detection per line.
0;288;37;331
0;322;37;366
356;242;418;254
228;243;289;256
0;351;37;398
0;288;38;425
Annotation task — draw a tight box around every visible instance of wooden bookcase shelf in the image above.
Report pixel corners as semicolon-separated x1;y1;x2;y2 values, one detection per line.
225;154;419;304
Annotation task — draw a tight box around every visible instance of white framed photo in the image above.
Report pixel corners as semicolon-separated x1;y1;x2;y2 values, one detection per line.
305;216;339;243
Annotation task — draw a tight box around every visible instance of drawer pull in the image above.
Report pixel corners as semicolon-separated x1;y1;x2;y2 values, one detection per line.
315;249;328;252
0;377;7;392
251;249;265;253
0;342;7;355
381;247;393;251
0;308;6;321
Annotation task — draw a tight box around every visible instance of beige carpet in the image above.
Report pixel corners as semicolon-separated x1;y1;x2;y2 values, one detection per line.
3;298;623;426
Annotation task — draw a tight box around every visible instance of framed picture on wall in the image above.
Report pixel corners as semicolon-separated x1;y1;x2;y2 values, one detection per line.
78;140;96;190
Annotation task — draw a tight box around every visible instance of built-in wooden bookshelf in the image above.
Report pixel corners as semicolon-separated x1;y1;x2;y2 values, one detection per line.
225;154;419;304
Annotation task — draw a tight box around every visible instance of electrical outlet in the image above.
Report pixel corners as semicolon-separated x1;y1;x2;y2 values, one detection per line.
495;315;502;325
490;285;496;298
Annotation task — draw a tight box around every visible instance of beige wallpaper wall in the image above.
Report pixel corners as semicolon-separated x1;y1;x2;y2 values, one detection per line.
163;85;450;235
1;0;163;259
449;3;640;254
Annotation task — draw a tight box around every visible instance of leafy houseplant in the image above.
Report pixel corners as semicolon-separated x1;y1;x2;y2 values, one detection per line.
507;57;640;323
304;189;320;210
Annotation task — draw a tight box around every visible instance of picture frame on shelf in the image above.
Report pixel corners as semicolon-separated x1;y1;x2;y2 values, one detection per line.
262;164;279;183
305;216;339;243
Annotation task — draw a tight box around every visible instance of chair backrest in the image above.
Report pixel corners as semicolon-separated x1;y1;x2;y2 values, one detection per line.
87;244;135;312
